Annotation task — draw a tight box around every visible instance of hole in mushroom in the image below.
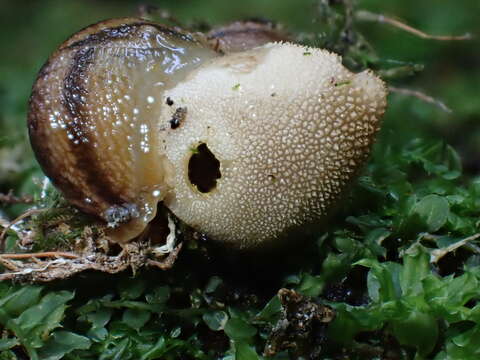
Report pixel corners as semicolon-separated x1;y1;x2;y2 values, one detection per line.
188;143;221;193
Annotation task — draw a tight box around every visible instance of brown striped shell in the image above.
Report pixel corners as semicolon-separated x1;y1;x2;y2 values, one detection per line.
28;18;218;242
28;18;387;248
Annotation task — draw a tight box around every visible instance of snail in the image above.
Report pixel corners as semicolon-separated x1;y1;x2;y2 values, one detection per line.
28;18;387;249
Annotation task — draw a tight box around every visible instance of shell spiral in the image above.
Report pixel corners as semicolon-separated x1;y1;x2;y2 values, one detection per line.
28;18;387;248
28;18;217;241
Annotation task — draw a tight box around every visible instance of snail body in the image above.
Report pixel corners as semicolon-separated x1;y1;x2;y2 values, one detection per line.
28;18;387;249
29;18;218;241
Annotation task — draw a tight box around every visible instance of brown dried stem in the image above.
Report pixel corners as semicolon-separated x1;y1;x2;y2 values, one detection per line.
0;209;45;252
0;251;78;260
0;191;34;205
147;242;183;270
0;238;183;282
356;10;472;41
389;86;452;113
425;233;480;263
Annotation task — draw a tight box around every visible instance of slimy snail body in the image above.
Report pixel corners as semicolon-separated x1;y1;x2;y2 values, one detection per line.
28;18;387;249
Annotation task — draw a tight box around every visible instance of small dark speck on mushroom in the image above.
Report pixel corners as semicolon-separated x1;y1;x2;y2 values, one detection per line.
170;107;187;129
166;97;174;106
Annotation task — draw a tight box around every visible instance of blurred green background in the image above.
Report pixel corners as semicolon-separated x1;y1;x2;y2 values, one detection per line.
0;0;478;201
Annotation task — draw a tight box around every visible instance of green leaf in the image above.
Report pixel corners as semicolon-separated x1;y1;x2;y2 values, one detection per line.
392;310;438;356
357;259;402;302
424;269;479;313
0;286;43;321
327;304;366;344
224;317;257;341
122;309;151;330
37;331;91;360
255;296;281;323
83;307;113;329
203;311;228;331
235;341;260;360
145;286;170;304
11;291;73;331
364;228;390;257
443;325;480;359
400;245;430;296
169;326;181;338
0;349;18;360
140;337;166;360
0;338;19;351
204;276;223;294
443;145;463;180
412;194;450;232
117;278;146;300
9;290;74;354
99;336;131;360
319;253;351;284
87;326;108;342
296;274;323;297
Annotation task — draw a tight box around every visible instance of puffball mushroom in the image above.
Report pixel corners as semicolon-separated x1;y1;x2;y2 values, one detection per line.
28;18;387;249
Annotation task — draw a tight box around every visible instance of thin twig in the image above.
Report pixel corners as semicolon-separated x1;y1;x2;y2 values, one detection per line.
0;257;20;271
0;209;45;251
428;233;480;263
148;242;183;270
0;214;10;229
389;86;452;113
0;251;79;260
0;191;34;205
356;10;472;41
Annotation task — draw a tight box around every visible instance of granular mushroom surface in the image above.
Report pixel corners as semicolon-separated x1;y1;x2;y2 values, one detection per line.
161;43;387;249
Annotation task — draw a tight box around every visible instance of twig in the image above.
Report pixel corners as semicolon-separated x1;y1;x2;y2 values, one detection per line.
356;10;472;41
0;257;20;271
389;86;452;113
152;213;177;255
429;233;480;263
0;251;78;260
0;209;45;252
0;214;10;229
0;191;34;205
148;242;183;270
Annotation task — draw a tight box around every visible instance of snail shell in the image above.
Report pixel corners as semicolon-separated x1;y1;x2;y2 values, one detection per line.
28;18;218;241
28;18;387;248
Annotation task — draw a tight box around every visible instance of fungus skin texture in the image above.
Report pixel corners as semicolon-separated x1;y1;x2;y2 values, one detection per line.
28;18;387;248
162;43;387;249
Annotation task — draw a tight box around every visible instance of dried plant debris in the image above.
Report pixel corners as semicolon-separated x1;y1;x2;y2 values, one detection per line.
264;289;335;358
0;193;183;282
0;238;183;282
0;191;34;205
